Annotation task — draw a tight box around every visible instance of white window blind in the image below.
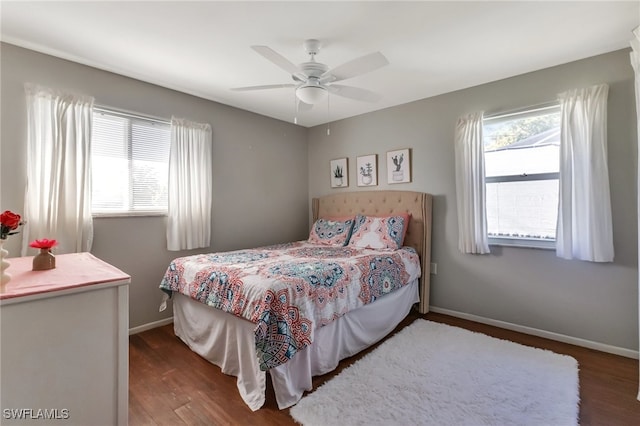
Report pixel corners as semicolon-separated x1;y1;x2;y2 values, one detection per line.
91;108;171;215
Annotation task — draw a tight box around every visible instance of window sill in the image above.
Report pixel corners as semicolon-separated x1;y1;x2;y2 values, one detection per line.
93;211;167;218
488;237;555;250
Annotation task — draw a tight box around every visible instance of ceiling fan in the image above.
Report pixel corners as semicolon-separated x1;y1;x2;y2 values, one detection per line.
231;39;389;108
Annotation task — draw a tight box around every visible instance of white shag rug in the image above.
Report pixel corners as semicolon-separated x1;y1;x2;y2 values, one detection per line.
289;319;579;426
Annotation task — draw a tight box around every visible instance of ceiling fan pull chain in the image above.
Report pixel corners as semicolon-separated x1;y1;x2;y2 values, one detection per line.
294;92;299;125
326;93;331;135
327;93;331;136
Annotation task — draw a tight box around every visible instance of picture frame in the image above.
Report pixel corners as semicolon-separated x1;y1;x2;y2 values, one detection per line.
386;149;411;184
330;158;348;188
356;154;378;187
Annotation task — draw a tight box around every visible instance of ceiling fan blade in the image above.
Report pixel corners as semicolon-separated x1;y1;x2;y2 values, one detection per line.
251;45;306;81
321;52;389;83
231;83;296;92
327;84;382;103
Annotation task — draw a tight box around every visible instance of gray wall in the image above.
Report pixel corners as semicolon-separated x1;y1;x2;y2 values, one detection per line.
2;43;638;353
0;43;309;328
308;49;639;352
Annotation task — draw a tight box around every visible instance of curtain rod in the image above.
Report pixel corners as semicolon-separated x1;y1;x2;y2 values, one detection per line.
483;100;559;121
94;105;171;125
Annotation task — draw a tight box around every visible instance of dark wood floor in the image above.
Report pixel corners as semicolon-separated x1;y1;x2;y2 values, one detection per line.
129;311;640;425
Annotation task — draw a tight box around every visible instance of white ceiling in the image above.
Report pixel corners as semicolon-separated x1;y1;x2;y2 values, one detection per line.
1;1;638;127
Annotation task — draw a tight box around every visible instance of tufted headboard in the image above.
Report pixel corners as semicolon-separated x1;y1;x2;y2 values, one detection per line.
312;190;433;313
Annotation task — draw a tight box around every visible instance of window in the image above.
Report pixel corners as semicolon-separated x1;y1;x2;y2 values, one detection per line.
483;104;561;248
91;108;171;215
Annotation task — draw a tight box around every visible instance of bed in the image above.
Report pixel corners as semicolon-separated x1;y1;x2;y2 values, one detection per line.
160;190;433;410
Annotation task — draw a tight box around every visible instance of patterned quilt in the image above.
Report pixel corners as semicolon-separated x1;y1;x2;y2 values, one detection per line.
160;241;421;370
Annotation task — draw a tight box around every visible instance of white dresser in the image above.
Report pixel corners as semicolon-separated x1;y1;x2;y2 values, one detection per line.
0;253;130;425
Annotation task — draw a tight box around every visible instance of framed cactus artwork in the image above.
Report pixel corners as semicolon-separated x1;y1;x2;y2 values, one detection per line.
386;148;411;184
357;154;377;187
330;158;348;188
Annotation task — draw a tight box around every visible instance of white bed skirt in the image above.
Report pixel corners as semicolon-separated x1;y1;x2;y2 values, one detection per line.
172;279;419;411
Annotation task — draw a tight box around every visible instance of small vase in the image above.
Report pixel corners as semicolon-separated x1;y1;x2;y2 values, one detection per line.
0;240;11;289
33;248;56;271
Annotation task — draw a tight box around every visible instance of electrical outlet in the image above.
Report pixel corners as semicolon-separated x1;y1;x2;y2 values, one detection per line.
430;262;437;275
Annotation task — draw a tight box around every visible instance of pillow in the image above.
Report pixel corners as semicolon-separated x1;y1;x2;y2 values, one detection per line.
348;213;410;250
308;217;355;246
352;212;411;243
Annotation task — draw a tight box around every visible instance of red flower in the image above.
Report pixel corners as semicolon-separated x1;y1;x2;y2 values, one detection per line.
29;239;58;249
1;211;21;230
1;210;25;240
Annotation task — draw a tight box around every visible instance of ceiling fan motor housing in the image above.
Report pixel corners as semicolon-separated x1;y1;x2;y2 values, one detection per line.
294;62;329;81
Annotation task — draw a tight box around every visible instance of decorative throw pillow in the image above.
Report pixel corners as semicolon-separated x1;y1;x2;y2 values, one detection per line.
308;217;355;246
348;213;409;250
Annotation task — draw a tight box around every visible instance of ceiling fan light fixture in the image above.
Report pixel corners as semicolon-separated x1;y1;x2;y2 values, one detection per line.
296;84;327;104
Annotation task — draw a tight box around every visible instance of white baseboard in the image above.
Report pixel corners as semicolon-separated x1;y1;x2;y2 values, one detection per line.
429;306;639;360
130;309;638;359
129;317;173;335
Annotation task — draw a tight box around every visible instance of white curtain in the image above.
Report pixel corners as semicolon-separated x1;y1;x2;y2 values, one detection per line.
167;117;212;251
630;25;640;401
556;84;613;262
454;112;490;254
22;84;94;255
